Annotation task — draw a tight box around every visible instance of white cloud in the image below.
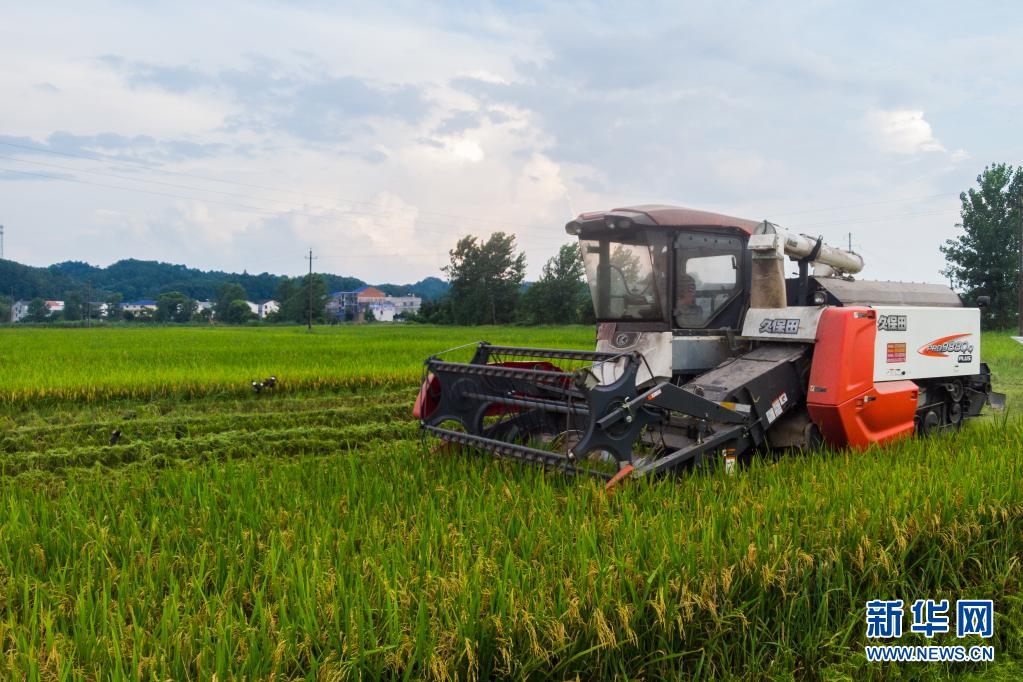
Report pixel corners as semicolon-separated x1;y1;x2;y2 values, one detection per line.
864;108;946;155
1;2;1021;285
447;138;485;163
950;148;970;163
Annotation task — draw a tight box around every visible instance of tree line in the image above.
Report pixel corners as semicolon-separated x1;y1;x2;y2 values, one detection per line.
5;275;333;325
941;163;1022;330
0;257;447;307
410;235;593;326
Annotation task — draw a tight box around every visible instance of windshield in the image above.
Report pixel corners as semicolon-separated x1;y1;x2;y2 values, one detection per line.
674;232;743;327
581;232;669;321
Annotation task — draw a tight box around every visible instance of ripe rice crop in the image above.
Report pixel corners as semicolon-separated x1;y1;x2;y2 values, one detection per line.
0;325;595;406
0;325;1020;679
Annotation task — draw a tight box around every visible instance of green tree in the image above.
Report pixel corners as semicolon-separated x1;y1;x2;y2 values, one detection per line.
407;297;452;323
155;292;198;323
26;298;50;322
222;299;256;324
444;232;526;325
300;274;328;325
0;296;10;324
941;164;1023;330
63;291;84;321
272;275;327;324
193;306;213;323
517;243;587;325
105;293;123;320
273;278;301;322
214;283;248;323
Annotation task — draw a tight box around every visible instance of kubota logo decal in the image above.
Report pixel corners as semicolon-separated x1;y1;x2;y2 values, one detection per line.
918;334;974;358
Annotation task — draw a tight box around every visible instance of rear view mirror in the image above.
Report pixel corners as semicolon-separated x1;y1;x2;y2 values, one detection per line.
976;295;990;308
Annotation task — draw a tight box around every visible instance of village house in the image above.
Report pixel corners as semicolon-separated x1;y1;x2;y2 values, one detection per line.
11;300;29;322
326;286;422;323
122;300;158;318
387;295;422;316
244;300;279;319
367;300;396;322
12;300;66;321
258;300;279;319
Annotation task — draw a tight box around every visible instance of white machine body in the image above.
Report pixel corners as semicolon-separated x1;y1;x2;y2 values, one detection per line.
740;303;981;383
740;306;826;342
871;305;980;382
594;327;673;386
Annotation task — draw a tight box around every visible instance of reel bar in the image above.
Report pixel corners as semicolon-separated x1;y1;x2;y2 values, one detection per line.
426;360;574;382
461;391;590;416
476;344;625;362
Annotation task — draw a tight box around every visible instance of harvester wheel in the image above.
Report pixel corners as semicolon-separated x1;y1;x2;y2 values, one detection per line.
948;401;963;429
918;409;941;436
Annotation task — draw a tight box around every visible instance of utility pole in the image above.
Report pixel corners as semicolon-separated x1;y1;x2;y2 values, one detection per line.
306;248;317;332
848;232;852;252
1017;188;1023;335
86;280;92;328
1;224;5;260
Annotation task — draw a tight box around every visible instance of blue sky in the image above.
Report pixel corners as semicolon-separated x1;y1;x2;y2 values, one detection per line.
1;1;1021;283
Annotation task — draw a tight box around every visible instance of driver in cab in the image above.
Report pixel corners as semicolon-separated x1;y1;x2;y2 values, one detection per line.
675;273;704;326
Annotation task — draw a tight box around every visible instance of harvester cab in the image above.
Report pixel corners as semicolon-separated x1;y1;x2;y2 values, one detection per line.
415;204;1003;482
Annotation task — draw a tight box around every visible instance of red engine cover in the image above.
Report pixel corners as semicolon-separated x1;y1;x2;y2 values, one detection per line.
807;307;918;449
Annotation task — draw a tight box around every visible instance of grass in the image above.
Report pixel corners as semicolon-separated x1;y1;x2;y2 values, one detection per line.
0;325;1020;679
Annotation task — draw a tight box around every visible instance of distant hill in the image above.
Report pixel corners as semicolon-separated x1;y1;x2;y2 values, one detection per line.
0;258;450;302
375;277;449;300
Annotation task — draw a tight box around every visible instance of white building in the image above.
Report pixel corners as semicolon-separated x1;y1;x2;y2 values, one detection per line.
11;299;65;322
368;301;396;322
11;300;29;322
386;295;422;317
241;301;279;320
258;300;279;319
122;300;157;318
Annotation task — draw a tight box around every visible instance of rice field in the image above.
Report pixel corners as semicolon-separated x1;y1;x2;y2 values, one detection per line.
0;325;1021;680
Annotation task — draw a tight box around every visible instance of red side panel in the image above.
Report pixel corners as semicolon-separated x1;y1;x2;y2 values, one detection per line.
412;361;567;420
412;374;439;420
807;307;918;449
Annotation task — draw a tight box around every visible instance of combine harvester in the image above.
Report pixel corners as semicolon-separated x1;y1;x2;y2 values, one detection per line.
415;205;1003;482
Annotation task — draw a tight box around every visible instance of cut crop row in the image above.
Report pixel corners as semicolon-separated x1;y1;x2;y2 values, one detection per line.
2;402;412;454
0;423;421;477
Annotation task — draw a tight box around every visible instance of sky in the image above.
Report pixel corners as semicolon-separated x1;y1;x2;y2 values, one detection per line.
1;1;1021;283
